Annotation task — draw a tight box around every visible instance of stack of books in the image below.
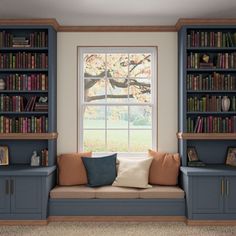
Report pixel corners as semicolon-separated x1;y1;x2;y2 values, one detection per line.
34;102;48;112
12;37;30;48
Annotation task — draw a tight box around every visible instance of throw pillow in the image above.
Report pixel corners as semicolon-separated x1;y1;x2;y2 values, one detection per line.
82;154;117;187
57;152;92;186
148;149;180;186
112;157;153;189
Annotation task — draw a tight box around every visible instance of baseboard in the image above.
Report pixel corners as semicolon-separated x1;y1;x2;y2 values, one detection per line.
0;220;48;226
186;219;236;226
48;215;186;222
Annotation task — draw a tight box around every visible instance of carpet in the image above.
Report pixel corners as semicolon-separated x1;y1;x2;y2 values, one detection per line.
1;222;236;236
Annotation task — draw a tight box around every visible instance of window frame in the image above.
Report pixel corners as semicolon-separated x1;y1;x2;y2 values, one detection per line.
78;46;157;157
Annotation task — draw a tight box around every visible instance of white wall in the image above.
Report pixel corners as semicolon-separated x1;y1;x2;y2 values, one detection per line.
57;32;178;154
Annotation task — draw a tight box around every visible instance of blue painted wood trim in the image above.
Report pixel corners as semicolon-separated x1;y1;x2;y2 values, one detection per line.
49;199;185;216
181;166;236;176
192;213;236;220
0;165;56;176
0;213;42;220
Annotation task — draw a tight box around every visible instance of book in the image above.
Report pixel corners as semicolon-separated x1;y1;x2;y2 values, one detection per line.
188;161;206;167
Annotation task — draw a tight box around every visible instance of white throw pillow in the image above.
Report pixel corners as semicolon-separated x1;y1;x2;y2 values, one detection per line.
112;157;153;189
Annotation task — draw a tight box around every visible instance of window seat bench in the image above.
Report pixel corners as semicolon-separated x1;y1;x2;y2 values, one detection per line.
49;185;185;217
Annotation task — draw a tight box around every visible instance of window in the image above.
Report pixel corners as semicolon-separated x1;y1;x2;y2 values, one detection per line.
78;47;157;156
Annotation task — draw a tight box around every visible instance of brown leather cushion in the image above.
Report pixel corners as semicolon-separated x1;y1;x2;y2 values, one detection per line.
148;149;180;186
57;152;92;186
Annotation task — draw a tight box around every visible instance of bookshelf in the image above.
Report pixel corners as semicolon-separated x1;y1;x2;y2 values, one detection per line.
178;25;236;167
0;25;57;167
178;24;236;222
0;24;57;221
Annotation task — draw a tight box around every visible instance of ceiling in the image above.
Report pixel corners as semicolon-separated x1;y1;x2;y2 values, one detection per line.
0;0;236;26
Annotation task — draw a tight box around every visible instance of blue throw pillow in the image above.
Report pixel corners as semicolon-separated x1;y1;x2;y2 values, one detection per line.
82;153;117;187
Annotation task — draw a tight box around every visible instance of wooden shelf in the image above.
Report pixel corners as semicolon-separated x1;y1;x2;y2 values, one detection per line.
0;132;58;140
177;132;236;140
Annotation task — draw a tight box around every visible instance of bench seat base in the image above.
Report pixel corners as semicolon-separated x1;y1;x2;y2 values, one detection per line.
49;199;185;216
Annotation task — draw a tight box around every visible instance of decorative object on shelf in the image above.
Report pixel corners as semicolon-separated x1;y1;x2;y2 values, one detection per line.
202;54;210;63
30;150;40;166
38;96;48;103
222;96;231;112
0;146;9;165
0;78;5;90
187;147;199;162
226;147;236;167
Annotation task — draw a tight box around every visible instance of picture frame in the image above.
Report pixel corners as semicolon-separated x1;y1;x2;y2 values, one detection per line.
187;147;199;162
226;147;236;167
0;146;9;166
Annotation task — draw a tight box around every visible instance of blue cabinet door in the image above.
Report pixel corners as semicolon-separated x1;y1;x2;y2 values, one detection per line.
224;177;236;213
10;177;42;214
0;177;10;213
192;176;224;214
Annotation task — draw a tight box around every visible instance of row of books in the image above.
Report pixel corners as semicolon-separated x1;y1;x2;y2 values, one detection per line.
0;95;48;112
187;116;236;133
187;95;236;112
187;52;236;69
0;52;48;69
0;31;48;48
3;73;48;91
187;30;236;48
0;116;48;133
187;73;236;91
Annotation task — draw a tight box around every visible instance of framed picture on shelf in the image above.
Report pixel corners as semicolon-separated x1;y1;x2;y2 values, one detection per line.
0;146;9;166
226;147;236;167
187;147;199;162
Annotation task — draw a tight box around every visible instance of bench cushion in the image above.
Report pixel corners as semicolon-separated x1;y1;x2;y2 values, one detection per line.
95;186;139;198
50;185;184;199
50;185;95;199
139;185;184;199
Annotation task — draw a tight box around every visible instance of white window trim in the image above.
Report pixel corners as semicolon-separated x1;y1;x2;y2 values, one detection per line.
78;47;157;158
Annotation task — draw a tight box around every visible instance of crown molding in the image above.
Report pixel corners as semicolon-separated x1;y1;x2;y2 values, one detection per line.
0;18;60;31
58;25;176;32
176;18;236;30
0;18;236;32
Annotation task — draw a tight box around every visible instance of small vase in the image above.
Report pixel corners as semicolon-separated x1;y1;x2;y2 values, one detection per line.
0;78;5;90
222;96;230;112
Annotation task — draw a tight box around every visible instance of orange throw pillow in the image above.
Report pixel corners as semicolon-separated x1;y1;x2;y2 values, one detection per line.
148;149;180;186
57;152;92;186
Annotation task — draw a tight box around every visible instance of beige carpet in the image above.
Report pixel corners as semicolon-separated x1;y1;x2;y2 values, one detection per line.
1;222;236;236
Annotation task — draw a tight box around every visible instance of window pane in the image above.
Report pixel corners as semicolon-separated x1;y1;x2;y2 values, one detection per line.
107;130;128;152
83;54;105;77
107;54;128;77
84;130;105;152
129;53;151;78
107;106;128;128
84;106;105;129
129;130;152;152
129;79;151;103
84;79;106;103
107;78;128;103
130;106;152;129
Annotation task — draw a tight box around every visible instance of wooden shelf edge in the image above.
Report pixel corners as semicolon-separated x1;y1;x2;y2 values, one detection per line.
177;132;236;140
0;132;58;140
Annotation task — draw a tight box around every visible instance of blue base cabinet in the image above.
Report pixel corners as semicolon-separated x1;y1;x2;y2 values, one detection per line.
181;166;236;220
0;166;56;220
